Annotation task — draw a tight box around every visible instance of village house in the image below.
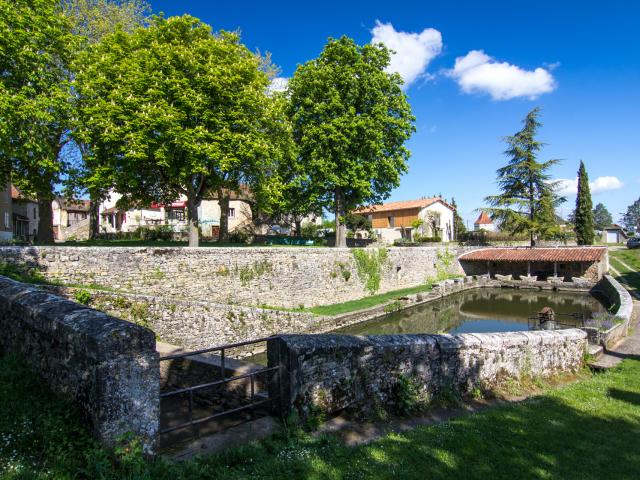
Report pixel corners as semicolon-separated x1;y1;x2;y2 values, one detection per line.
98;189;254;238
356;197;455;243
474;211;498;232
0;184;13;242
52;197;91;240
11;186;39;242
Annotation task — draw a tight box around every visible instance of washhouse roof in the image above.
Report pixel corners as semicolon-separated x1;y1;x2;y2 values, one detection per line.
459;247;607;263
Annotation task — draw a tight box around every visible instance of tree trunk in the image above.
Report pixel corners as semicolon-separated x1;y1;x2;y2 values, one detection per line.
218;187;230;243
88;193;100;240
186;195;200;247
294;218;302;237
334;188;347;248
37;193;55;245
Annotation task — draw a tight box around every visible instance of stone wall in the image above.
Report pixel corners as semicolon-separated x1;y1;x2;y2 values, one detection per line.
0;276;159;452
269;329;587;417
592;275;634;348
0;245;472;308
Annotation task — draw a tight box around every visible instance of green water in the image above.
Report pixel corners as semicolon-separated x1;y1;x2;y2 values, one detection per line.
335;288;607;336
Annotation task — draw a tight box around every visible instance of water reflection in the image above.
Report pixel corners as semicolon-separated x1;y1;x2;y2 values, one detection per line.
335;288;606;336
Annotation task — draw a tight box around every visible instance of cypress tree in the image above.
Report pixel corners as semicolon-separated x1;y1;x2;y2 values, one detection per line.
574;160;595;245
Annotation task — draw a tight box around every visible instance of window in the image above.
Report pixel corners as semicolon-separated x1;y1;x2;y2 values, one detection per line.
228;207;235;218
32;207;36;220
167;208;185;221
388;216;395;228
4;212;9;229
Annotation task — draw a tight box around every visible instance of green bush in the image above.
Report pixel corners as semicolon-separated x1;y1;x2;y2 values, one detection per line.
73;289;92;305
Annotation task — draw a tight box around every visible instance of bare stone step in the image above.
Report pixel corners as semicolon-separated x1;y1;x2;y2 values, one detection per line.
587;344;603;358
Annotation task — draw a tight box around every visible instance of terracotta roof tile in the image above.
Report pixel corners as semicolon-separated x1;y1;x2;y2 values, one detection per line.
475;211;493;225
459;247;607;263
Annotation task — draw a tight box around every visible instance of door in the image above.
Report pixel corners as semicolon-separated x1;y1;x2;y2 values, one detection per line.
606;231;618;243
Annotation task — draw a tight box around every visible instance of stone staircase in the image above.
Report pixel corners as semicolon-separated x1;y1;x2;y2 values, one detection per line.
58;218;90;241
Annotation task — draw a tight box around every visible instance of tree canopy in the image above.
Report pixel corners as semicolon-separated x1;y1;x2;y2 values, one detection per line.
574;161;594;245
592;203;613;231
0;0;75;242
287;36;415;247
622;198;640;234
74;15;281;246
485;108;564;246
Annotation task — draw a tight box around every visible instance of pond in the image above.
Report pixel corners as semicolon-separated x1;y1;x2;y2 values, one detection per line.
334;288;607;336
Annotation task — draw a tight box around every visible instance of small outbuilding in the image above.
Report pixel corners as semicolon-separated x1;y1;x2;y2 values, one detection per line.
602;224;628;244
458;247;608;282
474;211;497;232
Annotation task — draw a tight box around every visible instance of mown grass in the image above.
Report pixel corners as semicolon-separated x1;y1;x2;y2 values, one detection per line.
3;354;640;479
609;249;640;293
307;283;434;316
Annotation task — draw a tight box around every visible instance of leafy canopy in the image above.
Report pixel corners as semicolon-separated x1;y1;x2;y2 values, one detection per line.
592;203;613;230
622;198;640;233
74;15;280;245
287;36;415;246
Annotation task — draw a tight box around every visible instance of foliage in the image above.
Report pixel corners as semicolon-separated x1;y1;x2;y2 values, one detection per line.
451;197;467;239
393;374;430;416
73;289;92;305
0;0;76;243
238;259;274;285
484;108;564;246
435;247;456;281
584;311;620;331
622;197;640;233
287;36;415;247
352;248;389;294
592;203;613;230
0;262;47;284
345;213;372;233
574;161;595;245
74;15;282;247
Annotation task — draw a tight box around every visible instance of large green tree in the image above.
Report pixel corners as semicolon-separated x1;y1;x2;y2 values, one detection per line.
574;161;595;245
75;15;280;246
485;108;564;246
592;203;613;231
0;0;75;243
63;0;150;239
622;198;640;234
287;36;415;247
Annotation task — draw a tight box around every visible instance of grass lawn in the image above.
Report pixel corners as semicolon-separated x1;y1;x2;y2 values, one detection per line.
609;248;640;293
3;353;640;479
307;283;434;316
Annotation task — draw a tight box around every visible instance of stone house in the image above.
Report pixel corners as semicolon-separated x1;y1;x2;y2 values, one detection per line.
356;197;456;243
52;197;91;240
0;184;13;242
11;185;39;242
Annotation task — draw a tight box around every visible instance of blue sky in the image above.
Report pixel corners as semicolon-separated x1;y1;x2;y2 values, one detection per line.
152;0;639;227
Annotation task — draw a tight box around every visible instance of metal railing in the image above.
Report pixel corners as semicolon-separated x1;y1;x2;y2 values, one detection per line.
159;336;281;438
528;312;588;331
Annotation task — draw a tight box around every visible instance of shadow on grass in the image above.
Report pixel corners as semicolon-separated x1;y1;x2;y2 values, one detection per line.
608;388;640;407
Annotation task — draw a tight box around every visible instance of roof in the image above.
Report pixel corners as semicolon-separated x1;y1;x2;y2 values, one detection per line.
55;197;91;212
458;247;607;263
474;211;493;225
10;185;36;202
356;197;455;214
603;224;626;232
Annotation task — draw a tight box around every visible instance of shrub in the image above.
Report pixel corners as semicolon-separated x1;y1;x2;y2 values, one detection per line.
73;289;92;305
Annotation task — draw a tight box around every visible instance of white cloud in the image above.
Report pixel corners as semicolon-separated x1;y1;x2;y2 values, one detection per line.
556;176;624;196
448;50;556;100
371;21;442;89
267;77;289;94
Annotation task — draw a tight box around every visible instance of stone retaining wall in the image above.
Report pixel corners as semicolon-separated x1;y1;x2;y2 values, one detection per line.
0;276;159;452
269;329;587;417
592;275;634;348
0;245;472;308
